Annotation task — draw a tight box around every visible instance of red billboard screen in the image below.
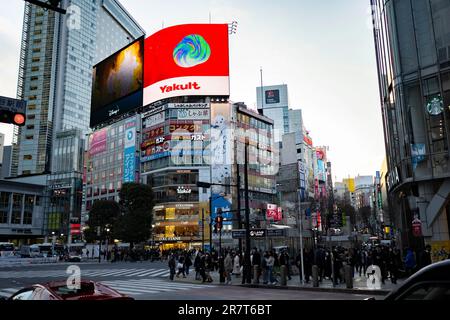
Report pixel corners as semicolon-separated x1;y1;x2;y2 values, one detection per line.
143;24;230;105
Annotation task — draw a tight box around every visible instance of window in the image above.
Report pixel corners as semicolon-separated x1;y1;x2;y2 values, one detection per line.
32;48;40;53
0;192;10;224
27;114;36;120
31;66;39;72
30;86;38;91
401;283;450;300
11;289;35;300
33;39;42;44
24;155;33;160
32;58;40;63
25;135;34;140
11;194;22;225
28;105;36;110
26;125;35;130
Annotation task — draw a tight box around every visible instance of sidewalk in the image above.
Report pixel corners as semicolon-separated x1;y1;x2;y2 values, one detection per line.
171;269;401;296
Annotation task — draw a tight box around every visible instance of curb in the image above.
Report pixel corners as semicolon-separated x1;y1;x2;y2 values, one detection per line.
238;284;390;296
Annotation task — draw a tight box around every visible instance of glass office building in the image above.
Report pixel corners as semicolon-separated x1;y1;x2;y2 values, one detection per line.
372;0;450;250
11;0;144;242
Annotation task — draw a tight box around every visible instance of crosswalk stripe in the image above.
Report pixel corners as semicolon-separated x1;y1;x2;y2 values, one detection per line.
103;285;161;295
126;269;155;277
102;281;194;292
107;280;212;289
94;270;134;277
136;269;165;277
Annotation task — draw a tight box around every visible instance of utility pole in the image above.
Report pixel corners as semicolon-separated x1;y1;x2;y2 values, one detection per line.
210;195;213;252
244;140;251;284
201;208;205;251
236;166;243;253
297;190;305;285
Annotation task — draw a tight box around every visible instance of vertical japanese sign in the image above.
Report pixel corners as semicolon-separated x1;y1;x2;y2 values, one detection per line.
124;118;137;183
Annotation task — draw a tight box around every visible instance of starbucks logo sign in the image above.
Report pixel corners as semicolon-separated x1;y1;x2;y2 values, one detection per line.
427;96;444;116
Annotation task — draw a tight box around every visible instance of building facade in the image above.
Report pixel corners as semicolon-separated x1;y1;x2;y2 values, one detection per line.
0;180;46;243
372;0;450;250
10;0;144;243
256;84;290;142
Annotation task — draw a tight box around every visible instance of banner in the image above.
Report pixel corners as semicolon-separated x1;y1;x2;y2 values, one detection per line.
123;118;137;182
411;144;426;171
89;128;107;156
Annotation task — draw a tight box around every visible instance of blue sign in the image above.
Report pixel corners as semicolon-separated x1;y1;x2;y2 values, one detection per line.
123;118;136;182
211;194;233;226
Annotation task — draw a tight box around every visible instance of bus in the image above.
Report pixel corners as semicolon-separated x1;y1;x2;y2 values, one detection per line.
0;242;15;258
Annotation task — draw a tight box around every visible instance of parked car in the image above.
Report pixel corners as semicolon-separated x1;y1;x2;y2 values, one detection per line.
366;260;450;300
0;281;134;301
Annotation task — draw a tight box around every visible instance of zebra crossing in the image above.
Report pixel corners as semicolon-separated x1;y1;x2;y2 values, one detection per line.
100;279;216;297
0;268;170;279
0;279;216;299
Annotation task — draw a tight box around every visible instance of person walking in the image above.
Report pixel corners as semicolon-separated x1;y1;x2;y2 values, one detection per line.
279;250;291;281
224;252;233;284
218;254;226;284
266;252;277;285
194;252;202;280
388;247;402;284
176;255;186;278
232;253;241;278
404;248;417;277
419;245;432;269
185;253;192;276
262;251;269;284
251;248;261;283
168;254;176;281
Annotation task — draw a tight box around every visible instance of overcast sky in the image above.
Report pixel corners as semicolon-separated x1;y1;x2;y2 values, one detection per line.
0;0;385;182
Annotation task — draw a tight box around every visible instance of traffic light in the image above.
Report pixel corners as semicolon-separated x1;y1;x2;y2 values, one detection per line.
24;0;67;14
215;215;223;231
0;110;26;126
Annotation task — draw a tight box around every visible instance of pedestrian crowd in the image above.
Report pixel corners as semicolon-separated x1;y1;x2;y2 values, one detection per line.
166;244;450;286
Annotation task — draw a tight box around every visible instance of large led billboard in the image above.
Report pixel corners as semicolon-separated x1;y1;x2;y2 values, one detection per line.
143;24;230;106
90;37;144;128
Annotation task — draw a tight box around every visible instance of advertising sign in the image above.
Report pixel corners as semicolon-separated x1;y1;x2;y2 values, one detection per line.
123;118;137;182
143;111;165;129
177;108;210;120
412;217;422;237
169;103;209;109
265;90;280;104
249;229;266;238
89;128;107;156
90;38;144;127
266;205;282;221
143;24;230;106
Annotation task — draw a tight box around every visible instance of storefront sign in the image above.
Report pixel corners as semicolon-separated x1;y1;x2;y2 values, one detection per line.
267;229;286;237
169;103;209;109
177;108;210;120
249;229;266;238
143;111;165;128
177;186;192;194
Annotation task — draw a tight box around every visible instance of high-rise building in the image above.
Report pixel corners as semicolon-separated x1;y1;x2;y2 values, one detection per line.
0;133;4;166
256;84;290;142
13;0;145;177
372;0;450;250
11;0;145;242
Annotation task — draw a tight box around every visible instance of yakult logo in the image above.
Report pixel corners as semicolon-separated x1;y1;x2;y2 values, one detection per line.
160;82;201;93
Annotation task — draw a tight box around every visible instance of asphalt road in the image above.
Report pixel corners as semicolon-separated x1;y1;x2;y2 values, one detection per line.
0;261;374;300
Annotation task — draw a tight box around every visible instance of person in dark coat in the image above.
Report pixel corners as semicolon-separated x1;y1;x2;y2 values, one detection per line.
251;248;262;283
194;253;201;280
184;254;192;276
388;247;402;284
419;245;432;269
168;254;176;281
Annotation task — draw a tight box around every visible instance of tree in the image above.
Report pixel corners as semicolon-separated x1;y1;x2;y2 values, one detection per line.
115;183;154;246
86;200;121;241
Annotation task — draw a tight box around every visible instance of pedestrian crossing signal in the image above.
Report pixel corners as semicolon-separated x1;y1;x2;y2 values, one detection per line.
0;110;26;126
